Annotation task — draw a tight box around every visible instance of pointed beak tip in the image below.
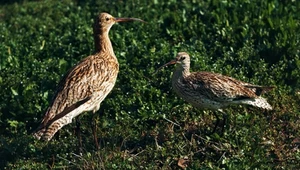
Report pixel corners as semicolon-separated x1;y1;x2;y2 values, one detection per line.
155;60;176;73
115;17;145;23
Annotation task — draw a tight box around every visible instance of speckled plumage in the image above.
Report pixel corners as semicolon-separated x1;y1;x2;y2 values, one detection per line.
161;52;273;112
33;13;144;141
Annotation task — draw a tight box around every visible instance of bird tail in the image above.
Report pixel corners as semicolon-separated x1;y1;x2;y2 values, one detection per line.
33;97;92;141
33;122;62;141
33;128;47;140
238;96;273;110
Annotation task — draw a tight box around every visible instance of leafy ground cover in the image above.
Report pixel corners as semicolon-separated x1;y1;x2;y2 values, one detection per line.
0;0;299;169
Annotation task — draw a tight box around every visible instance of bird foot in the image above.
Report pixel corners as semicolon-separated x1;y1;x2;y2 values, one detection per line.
207;111;227;135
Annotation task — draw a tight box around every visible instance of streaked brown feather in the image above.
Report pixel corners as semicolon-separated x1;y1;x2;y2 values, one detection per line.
184;72;258;101
38;54;118;129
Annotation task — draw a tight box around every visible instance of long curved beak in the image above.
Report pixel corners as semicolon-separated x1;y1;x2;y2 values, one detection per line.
155;59;177;73
115;17;146;23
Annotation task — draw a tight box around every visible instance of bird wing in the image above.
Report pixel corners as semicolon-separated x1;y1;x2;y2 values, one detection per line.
184;71;258;102
34;96;91;132
38;54;118;128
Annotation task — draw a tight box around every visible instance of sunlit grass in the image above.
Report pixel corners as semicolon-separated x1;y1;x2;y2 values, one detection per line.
0;0;299;169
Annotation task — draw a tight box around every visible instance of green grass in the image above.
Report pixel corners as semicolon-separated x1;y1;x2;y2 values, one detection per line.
0;0;299;169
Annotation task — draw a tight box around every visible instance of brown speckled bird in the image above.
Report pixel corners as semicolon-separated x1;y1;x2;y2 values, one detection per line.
33;13;144;141
158;52;273;131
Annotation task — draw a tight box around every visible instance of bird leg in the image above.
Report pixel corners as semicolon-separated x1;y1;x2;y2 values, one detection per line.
210;110;227;135
92;113;99;150
155;135;162;150
220;112;227;134
211;111;220;134
75;117;83;153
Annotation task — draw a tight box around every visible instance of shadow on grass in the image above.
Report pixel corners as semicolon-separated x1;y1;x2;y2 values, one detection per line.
0;0;37;5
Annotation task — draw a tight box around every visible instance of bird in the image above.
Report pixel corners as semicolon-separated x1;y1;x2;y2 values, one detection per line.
33;12;145;141
157;52;274;132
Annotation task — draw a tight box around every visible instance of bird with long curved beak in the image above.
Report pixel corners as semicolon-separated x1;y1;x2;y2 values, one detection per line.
33;13;145;147
157;52;273;133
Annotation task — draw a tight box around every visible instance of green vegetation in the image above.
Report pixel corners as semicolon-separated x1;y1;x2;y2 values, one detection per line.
0;0;299;169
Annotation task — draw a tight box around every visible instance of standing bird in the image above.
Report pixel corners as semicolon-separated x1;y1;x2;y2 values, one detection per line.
33;13;145;141
157;52;273;132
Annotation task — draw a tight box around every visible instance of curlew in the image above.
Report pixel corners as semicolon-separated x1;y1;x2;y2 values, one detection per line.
157;52;274;132
33;13;144;141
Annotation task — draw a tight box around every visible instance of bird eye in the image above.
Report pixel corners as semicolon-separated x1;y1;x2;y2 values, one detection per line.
105;17;110;21
181;56;186;61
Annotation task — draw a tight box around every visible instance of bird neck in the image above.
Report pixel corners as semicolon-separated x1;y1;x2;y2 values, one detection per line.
173;65;190;80
94;31;116;57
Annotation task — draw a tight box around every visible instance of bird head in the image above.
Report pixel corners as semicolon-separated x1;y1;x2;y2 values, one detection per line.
174;52;190;66
94;12;145;33
156;52;191;72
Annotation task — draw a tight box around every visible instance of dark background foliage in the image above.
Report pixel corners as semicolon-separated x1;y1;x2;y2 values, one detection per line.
0;0;299;169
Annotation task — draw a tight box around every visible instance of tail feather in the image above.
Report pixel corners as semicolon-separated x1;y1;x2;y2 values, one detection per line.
33;128;46;140
33;115;67;141
236;96;272;110
33;96;91;141
33;122;62;141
